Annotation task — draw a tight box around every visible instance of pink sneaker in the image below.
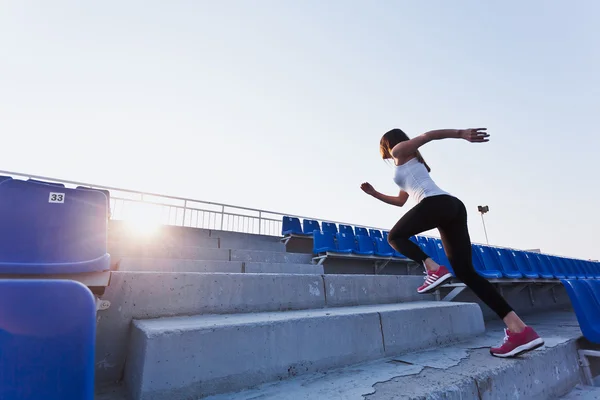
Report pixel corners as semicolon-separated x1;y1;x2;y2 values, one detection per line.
490;327;544;358
417;265;452;293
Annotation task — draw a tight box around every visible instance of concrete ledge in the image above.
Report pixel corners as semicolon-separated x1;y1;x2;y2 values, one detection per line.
197;312;583;400
324;275;434;306
244;262;324;274
96;273;440;384
209;230;285;252
125;302;484;399
381;302;485;354
117;258;244;273
109;245;230;261
95;272;327;384
116;258;323;275
231;249;313;264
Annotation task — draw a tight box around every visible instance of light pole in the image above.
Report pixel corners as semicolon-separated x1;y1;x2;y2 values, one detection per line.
478;205;490;244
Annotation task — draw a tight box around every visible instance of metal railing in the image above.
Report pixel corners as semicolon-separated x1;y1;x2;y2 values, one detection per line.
0;169;389;237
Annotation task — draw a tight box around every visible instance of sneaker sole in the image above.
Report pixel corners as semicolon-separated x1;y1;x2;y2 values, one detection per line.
417;273;453;294
490;337;545;358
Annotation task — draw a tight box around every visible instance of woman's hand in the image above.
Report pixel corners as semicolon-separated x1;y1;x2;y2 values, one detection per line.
460;128;490;143
360;182;376;195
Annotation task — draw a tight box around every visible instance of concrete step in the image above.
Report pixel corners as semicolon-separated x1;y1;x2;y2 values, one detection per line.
95;273;432;385
231;249;313;264
203;311;583;400
116;258;323;274
244;262;323;274
109;245;312;264
125;301;485;400
209;230;285;252
561;385;600;399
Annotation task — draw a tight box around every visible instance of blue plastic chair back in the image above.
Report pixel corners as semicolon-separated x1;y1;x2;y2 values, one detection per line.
313;231;336;253
373;237;394;257
525;253;554;279
585;260;600;278
429;238;454;275
335;233;355;253
542;255;566;279
565;258;587;278
495;249;523;279
0;180;110;274
282;216;303;235
0;280;96;399
574;259;593;278
322;222;338;235
561;279;600;344
0;176;11;184
303;219;320;235
510;250;539;278
550;256;576;279
472;245;503;278
27;178;65;187
354;235;375;255
355;227;369;237
339;224;354;236
369;229;383;239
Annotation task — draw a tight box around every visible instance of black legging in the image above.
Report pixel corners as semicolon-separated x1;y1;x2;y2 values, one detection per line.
387;194;514;320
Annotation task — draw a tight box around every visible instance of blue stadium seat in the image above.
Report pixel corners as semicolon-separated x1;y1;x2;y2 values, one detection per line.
354;235;375;256
355;227;369;237
563;257;587;279
472;245;504;279
282;216;304;235
369;229;383;239
0;179;110;274
335;233;355;253
552;256;577;279
543;255;567;279
0;175;11;184
303;219;320;236
527;253;555;279
586;260;600;279
313;231;337;253
586;261;600;279
322;222;338;235
494;248;523;279
575;259;595;279
510;250;539;279
429;238;455;275
339;224;354;236
0;279;96;399
373;237;394;257
561;279;600;344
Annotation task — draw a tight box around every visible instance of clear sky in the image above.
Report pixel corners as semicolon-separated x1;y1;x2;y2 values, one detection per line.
1;1;599;259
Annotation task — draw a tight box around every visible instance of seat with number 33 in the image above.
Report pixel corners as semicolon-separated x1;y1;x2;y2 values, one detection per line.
0;178;110;274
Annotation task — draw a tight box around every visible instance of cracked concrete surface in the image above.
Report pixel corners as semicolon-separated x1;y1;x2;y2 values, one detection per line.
200;311;582;400
95;311;587;400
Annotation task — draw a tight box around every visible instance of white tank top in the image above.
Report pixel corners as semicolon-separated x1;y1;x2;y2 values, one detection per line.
393;158;450;203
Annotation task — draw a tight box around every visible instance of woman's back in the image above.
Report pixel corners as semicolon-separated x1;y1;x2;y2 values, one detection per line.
393;158;449;203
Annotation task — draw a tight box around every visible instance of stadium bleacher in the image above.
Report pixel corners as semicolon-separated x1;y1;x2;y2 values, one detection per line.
1;172;600;399
282;215;600;281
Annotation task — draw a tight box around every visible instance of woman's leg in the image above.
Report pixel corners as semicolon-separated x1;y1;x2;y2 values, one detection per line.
437;210;514;321
438;197;544;357
387;200;441;270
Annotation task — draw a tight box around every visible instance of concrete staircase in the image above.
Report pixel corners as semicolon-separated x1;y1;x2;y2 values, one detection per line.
95;222;591;400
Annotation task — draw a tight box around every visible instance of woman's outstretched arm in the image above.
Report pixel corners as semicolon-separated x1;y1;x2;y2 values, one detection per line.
360;183;409;207
391;128;489;160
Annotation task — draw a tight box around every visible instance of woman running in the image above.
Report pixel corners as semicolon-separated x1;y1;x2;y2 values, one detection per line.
360;127;544;358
